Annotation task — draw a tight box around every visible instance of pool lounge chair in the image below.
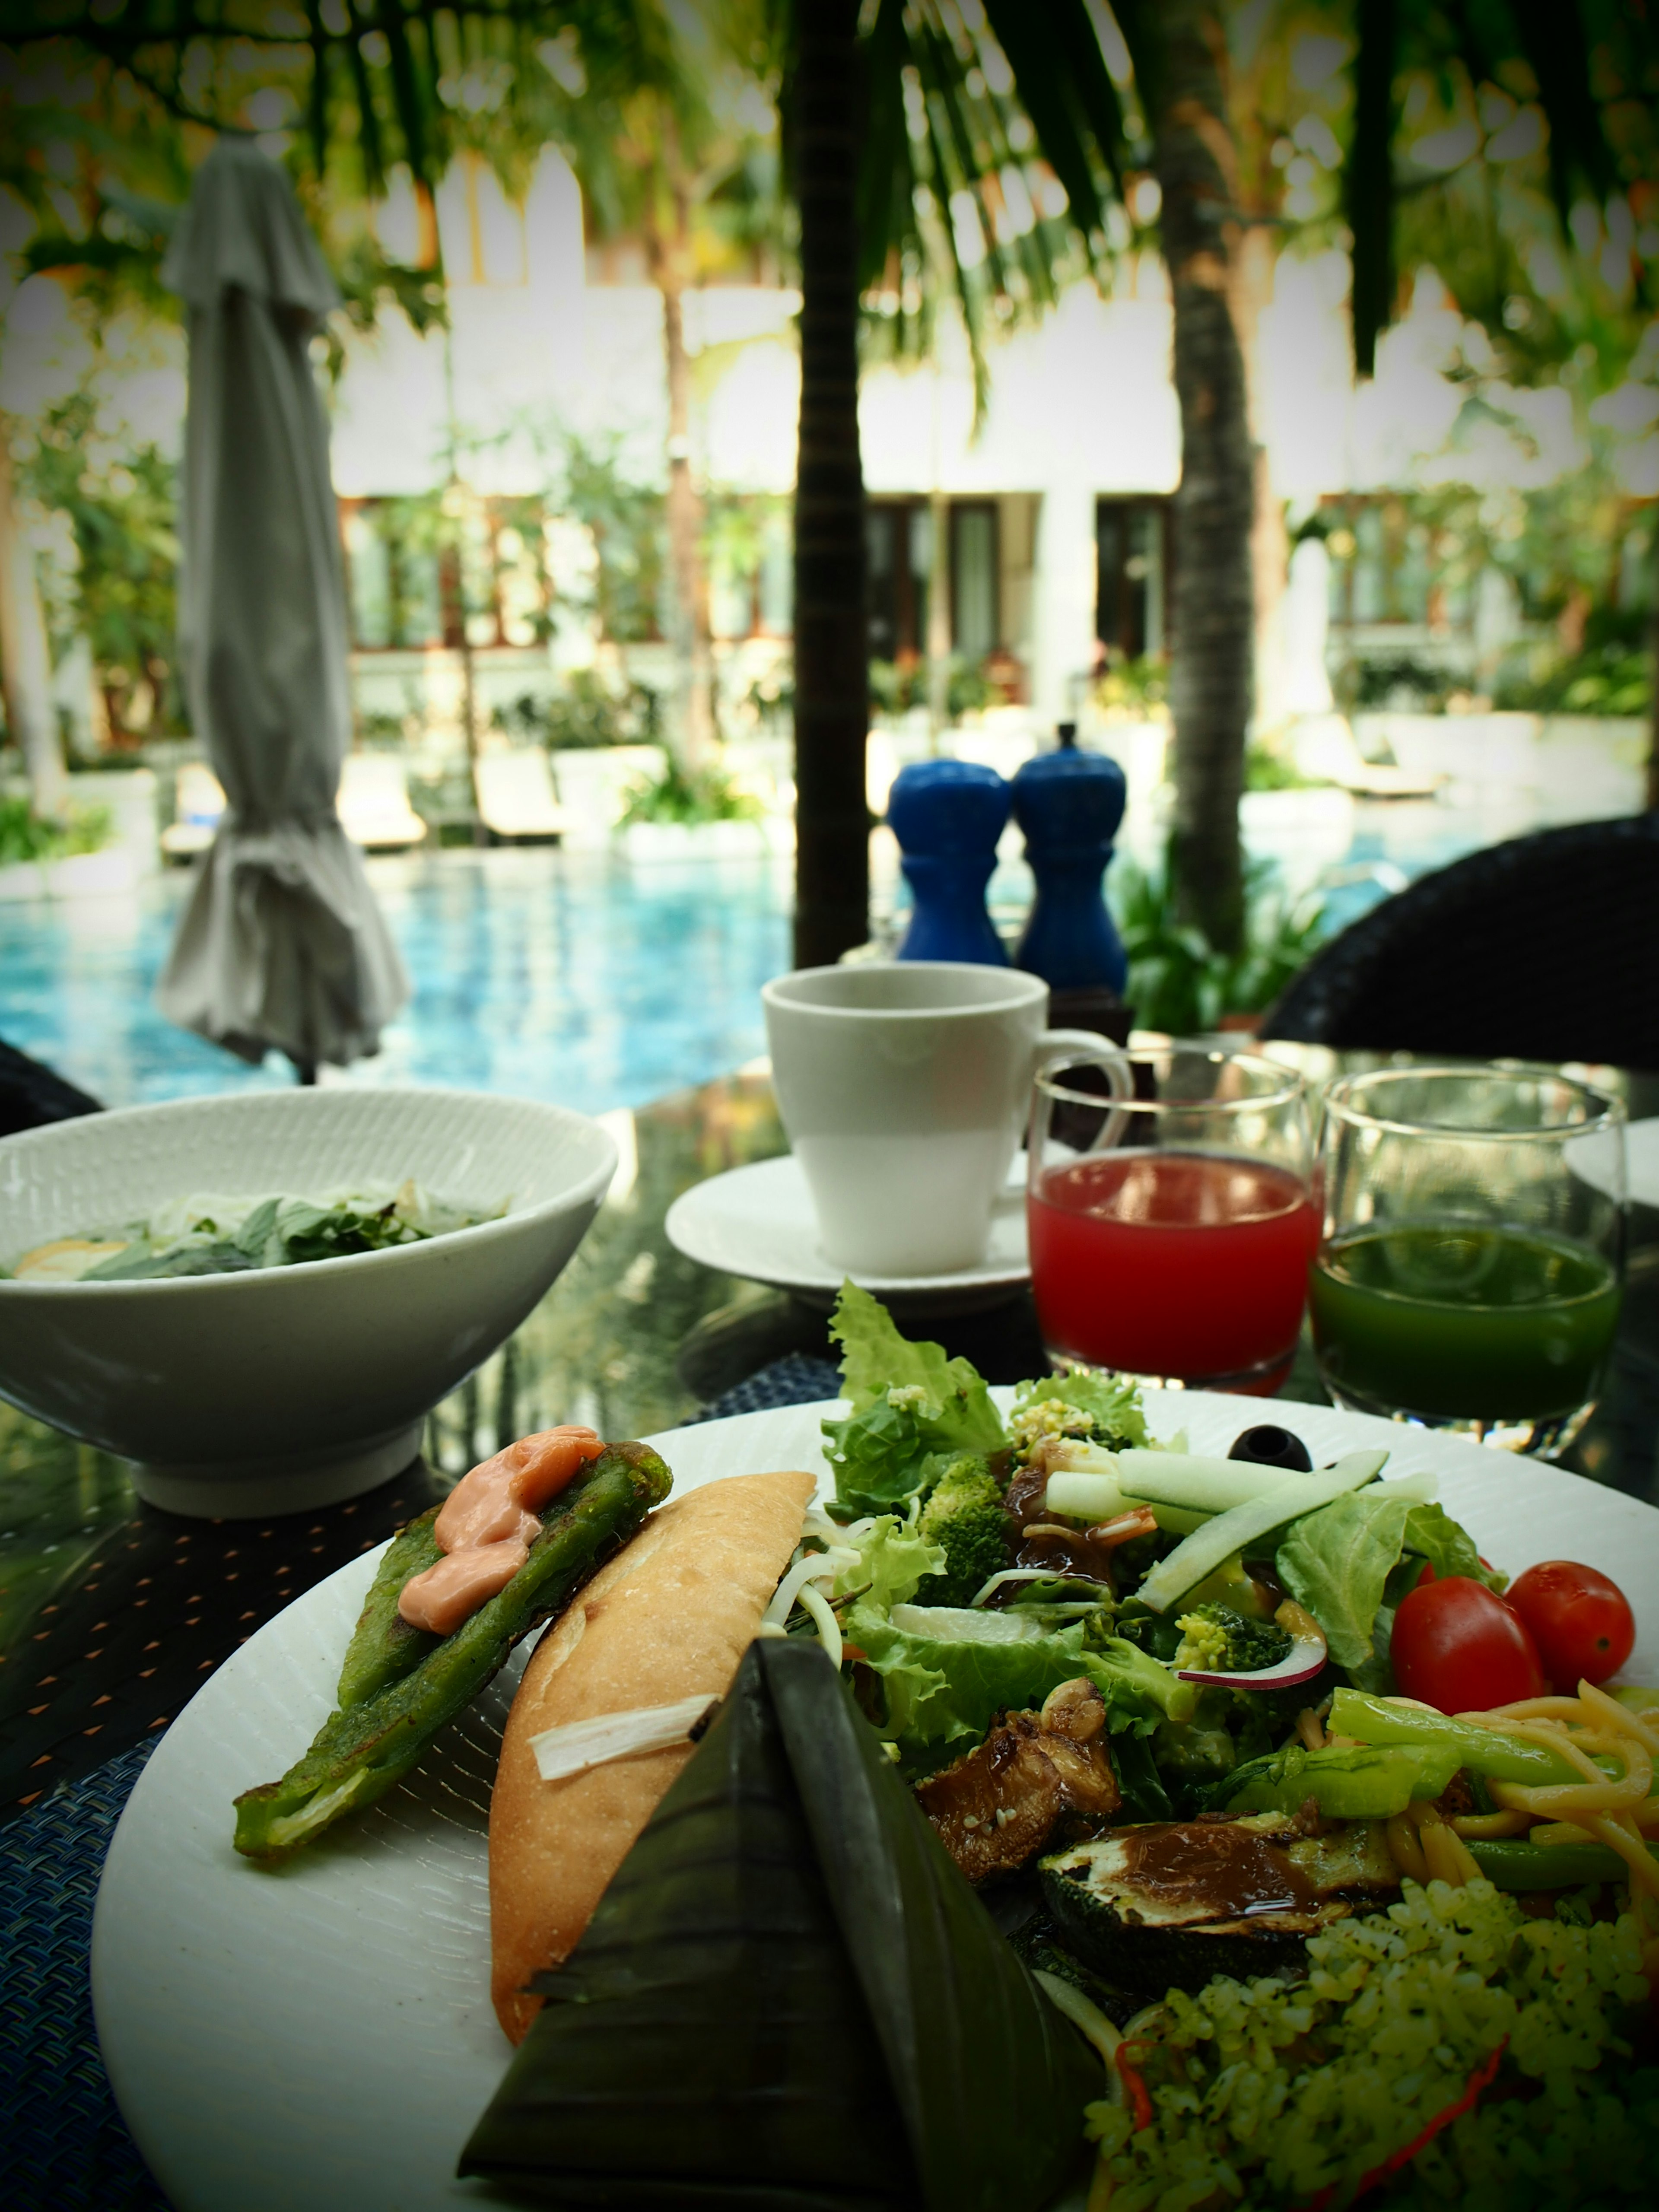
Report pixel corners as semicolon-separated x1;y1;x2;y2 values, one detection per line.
337;754;429;850
474;749;574;843
159;763;227;861
1288;715;1443;800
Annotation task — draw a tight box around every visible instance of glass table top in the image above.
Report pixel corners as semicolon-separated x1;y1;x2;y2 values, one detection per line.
2;1051;1656;1818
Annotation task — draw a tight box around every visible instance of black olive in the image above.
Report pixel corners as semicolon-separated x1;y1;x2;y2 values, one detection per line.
1227;1423;1313;1472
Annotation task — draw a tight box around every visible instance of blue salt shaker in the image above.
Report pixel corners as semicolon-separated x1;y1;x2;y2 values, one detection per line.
1010;725;1128;995
886;758;1011;965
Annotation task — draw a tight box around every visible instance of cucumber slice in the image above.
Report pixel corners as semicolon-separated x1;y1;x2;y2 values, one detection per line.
1113;1449;1310;1517
1040;1469;1205;1535
1136;1449;1389;1613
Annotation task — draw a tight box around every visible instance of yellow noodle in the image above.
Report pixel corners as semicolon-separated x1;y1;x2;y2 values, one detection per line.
1487;1723;1651;1818
1420;1818;1468;1887
1578;1679;1659;1757
1528;1821;1600;1847
1450;1809;1532;1839
1587;1812;1659;1900
1295;1707;1327;1754
1483;1696;1589;1723
1386;1811;1429;1884
1446;1828;1484;1885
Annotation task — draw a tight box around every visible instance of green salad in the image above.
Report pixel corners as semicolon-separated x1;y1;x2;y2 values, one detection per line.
769;1285;1659;2212
6;1178;503;1282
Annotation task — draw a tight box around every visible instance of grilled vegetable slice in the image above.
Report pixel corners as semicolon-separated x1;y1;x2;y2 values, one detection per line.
1040;1812;1399;1996
233;1442;671;1862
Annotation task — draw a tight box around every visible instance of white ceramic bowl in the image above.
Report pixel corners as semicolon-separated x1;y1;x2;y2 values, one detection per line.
0;1088;616;1517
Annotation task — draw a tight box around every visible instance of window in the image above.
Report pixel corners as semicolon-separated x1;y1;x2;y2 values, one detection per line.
868;497;1004;665
951;504;998;664
1096;498;1168;659
341;497;551;652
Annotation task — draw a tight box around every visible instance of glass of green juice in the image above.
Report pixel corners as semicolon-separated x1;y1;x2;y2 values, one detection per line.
1309;1067;1626;1457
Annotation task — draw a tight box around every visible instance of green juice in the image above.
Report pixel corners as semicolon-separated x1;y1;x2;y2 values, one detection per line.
1308;1222;1622;1421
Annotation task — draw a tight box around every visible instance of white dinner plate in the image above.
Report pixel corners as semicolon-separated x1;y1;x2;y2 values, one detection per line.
92;1397;1659;2212
664;1153;1030;1312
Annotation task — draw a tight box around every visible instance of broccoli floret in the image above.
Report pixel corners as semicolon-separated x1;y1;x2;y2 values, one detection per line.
1173;1602;1292;1676
911;1453;1010;1608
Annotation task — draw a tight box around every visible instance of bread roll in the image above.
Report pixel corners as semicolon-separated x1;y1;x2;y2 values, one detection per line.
489;1466;817;2042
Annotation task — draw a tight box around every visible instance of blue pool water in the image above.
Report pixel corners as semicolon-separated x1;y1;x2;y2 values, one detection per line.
0;850;794;1112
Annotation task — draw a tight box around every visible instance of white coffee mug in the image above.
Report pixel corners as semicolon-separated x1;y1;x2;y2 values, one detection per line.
761;962;1106;1276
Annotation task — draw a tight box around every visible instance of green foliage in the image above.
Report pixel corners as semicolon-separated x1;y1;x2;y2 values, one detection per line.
495;674;660;751
1244;740;1319;792
0;793;111;866
1494;641;1653;718
1110;850;1332;1035
1350;657;1456;712
912;1454;1010;1609
617;757;760;828
22;393;182;742
556;435;666;646
868;656;995;720
1092;652;1168;717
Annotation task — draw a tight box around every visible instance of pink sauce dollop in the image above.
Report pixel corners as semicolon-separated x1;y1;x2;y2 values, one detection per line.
397;1425;605;1636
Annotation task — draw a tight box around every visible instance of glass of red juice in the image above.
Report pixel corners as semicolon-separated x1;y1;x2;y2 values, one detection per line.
1027;1046;1317;1393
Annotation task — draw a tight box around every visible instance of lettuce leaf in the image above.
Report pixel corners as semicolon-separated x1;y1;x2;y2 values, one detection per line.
831;1514;944;1612
844;1602;1182;1763
1400;1501;1508;1592
1275;1488;1416;1670
821;1282;1006;1520
1010;1367;1148;1450
1275;1489;1499;1674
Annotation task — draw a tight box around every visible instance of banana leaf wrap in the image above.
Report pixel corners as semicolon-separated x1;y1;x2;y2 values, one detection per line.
460;1637;1098;2212
233;1441;671;1863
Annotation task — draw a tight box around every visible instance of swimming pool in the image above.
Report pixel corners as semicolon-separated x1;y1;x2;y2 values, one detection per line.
0;849;795;1112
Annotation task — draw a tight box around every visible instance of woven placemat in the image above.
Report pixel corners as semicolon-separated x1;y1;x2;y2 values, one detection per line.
0;1354;842;2209
0;1737;169;2209
689;1351;842;1422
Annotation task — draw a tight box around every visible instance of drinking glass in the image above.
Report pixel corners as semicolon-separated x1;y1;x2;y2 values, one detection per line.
1309;1066;1626;1457
1027;1045;1317;1392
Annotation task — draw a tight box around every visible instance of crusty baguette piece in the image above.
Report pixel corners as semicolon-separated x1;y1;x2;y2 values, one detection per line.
489;1466;817;2042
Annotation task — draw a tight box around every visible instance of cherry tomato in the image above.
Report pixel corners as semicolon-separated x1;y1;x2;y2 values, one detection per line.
1390;1576;1546;1712
1504;1561;1636;1692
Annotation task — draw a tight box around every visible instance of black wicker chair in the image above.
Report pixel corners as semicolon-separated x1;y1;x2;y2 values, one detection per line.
1262;813;1659;1070
0;1039;101;1138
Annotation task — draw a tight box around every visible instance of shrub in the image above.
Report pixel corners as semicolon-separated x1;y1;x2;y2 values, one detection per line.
617;758;761;828
1110;849;1332;1034
0;794;113;867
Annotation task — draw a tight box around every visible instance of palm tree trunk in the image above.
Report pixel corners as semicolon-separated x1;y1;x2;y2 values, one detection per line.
0;427;68;819
1149;3;1254;955
647;150;716;775
660;283;717;773
1229;222;1288;733
791;0;868;968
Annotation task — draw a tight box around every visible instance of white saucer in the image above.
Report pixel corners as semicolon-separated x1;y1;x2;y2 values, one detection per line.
664;1153;1030;1313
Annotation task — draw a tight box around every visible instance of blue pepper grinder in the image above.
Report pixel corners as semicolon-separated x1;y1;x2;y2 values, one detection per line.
1011;724;1128;996
886;757;1011;965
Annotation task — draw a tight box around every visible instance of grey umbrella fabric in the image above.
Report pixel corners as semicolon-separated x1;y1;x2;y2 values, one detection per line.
157;138;407;1071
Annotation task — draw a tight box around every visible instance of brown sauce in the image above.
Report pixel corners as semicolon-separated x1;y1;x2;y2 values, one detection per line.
1118;1822;1318;1918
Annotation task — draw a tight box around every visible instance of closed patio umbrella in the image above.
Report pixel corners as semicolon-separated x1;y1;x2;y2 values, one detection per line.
157;138;407;1076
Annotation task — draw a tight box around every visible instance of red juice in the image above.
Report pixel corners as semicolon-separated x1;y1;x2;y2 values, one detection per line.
1028;1151;1319;1386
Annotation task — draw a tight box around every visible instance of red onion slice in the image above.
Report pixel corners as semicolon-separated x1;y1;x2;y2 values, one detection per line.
1175;1624;1328;1691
